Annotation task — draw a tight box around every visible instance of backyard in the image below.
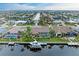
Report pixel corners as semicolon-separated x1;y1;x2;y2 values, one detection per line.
35;37;70;43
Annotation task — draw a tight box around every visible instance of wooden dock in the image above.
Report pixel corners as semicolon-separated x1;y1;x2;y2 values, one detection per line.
0;42;79;46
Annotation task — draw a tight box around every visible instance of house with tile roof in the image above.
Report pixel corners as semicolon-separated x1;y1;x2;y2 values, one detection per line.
4;26;27;39
51;25;74;37
31;26;50;38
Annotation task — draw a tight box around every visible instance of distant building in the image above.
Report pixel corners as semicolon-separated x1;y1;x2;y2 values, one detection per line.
65;20;76;23
15;20;27;24
53;20;64;25
65;18;79;23
71;25;79;32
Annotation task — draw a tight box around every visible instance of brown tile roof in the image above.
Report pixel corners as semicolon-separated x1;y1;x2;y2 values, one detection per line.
32;26;49;34
9;26;27;33
52;26;72;33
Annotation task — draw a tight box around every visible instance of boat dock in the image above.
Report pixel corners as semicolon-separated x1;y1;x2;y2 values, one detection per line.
0;42;79;46
67;42;79;46
47;42;67;45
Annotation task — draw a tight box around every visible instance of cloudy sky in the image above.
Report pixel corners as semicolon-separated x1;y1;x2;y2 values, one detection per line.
0;3;79;10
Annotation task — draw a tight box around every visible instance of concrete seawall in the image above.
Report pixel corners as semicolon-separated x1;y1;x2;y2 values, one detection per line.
0;42;79;46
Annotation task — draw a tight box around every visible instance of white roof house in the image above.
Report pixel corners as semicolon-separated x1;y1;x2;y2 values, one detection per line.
15;20;27;24
66;20;76;23
65;19;79;23
53;20;63;23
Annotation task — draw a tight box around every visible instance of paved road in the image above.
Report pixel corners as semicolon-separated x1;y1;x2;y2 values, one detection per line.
33;13;40;26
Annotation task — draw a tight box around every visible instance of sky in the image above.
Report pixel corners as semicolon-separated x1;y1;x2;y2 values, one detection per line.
0;3;79;10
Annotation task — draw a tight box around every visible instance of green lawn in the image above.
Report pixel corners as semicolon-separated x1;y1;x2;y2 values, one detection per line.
17;23;34;26
1;36;79;43
0;38;20;42
65;22;76;26
35;37;69;43
74;35;79;42
0;37;69;43
0;37;34;42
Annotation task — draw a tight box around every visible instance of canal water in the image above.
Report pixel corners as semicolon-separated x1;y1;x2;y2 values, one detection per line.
0;45;79;56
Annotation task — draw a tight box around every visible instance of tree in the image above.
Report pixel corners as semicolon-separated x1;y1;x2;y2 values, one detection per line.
20;26;33;42
49;28;56;38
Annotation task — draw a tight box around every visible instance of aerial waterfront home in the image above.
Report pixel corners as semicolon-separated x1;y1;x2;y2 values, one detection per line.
51;25;75;37
31;26;50;38
4;26;27;39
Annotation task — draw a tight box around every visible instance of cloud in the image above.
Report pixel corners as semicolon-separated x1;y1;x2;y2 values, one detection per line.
1;3;79;10
38;3;79;10
11;4;36;10
12;3;52;10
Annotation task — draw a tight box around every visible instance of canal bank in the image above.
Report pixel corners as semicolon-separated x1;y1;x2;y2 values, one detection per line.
0;42;79;46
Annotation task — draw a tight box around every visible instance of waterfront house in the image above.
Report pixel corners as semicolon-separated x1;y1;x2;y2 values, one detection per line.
31;26;50;38
51;25;74;37
4;26;27;39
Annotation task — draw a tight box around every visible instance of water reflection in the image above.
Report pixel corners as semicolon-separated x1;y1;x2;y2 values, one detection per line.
47;45;52;49
42;46;46;48
0;45;79;55
0;45;4;51
59;45;64;49
30;48;41;52
21;48;25;52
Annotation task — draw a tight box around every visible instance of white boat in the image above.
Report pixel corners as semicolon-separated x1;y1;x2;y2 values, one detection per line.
29;41;42;49
8;42;15;46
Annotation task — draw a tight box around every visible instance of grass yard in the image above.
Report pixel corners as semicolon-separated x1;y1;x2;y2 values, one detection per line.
75;35;79;42
0;36;78;43
35;37;69;43
0;38;20;42
65;22;76;26
0;37;34;42
16;23;35;26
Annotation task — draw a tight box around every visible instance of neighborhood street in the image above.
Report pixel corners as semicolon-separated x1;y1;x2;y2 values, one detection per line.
33;13;40;26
